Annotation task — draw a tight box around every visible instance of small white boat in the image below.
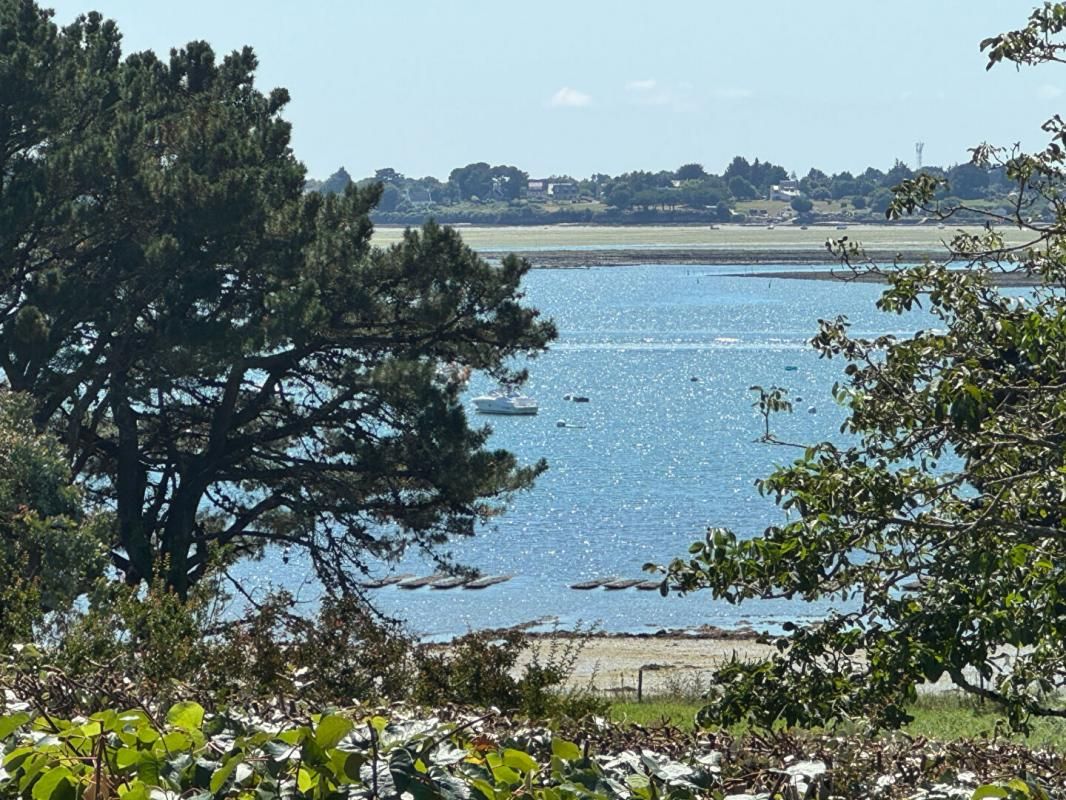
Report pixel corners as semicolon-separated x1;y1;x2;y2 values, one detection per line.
472;386;539;415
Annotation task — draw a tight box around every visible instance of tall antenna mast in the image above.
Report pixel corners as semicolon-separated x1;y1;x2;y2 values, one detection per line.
915;141;925;169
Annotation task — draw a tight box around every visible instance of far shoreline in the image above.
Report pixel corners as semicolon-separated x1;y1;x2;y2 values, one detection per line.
372;221;1038;272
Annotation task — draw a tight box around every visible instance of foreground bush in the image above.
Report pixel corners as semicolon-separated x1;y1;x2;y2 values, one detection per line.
412;627;604;720
0;696;1062;800
663;4;1066;733
28;586;599;721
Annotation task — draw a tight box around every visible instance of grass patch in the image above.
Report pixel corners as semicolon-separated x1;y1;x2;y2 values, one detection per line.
736;199;792;216
906;693;1066;749
610;692;1066;748
610;699;707;730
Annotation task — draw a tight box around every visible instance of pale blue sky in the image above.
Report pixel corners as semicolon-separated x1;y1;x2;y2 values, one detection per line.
42;1;1066;181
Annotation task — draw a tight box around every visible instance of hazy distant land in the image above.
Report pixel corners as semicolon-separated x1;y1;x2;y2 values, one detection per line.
372;223;1036;269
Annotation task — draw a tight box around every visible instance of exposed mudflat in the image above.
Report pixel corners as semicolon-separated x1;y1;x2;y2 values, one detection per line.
507;247;938;268
506;249;1044;283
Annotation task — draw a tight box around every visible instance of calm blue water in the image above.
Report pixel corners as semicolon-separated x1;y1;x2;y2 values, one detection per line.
240;264;926;638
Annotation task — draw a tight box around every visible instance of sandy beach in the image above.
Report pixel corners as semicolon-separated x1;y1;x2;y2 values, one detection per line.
522;631;998;696
519;632;777;695
371;223;1036;269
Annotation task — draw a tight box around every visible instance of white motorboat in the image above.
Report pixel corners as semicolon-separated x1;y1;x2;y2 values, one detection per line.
472;386;539;415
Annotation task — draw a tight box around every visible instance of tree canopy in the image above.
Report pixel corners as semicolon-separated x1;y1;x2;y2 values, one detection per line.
0;1;555;597
0;393;104;644
662;3;1066;730
675;162;706;181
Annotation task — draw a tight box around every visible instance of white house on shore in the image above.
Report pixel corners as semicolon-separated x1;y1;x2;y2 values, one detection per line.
547;182;578;200
526;178;579;201
527;179;549;200
768;179;801;201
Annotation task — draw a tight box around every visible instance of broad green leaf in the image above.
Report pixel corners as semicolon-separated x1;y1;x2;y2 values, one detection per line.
135;753;163;787
158;732;192;754
117;710;151;727
31;767;72;800
297;767;315;794
276;728;309;746
77;720;104;738
0;714;30;743
329;750;363;782
972;786;1010;799
18;754;48;792
165;702;204;731
115;748;142;771
209;757;239;794
470;778;497;800
315;715;353;750
626;774;651;791
1006;777;1036;795
117;781;148;800
502;749;538;774
136;728;159;745
549;739;581;761
87;712;118;738
490;765;520;785
4;747;35;769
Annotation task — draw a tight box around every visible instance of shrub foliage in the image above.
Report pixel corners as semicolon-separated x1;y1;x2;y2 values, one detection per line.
663;3;1066;732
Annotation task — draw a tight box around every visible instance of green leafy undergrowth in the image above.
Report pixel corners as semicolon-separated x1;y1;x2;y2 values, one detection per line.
2;700;1065;800
2;704;709;800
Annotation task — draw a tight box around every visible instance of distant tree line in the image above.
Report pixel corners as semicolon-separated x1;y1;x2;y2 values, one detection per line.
306;155;1026;225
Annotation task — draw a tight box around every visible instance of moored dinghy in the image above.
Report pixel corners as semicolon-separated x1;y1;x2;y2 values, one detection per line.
361;573;415;589
463;574;513;589
430;576;471;589
570;577;612;590
397;573;447;589
603;578;643;590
